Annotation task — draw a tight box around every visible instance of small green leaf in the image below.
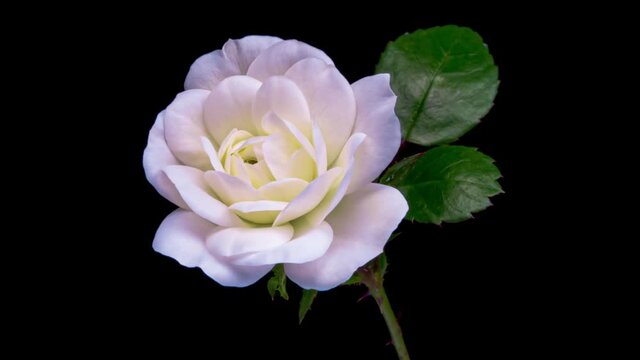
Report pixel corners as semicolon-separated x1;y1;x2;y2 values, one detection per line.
381;146;502;224
377;25;499;146
267;264;289;301
342;273;362;286
299;289;318;324
377;252;388;278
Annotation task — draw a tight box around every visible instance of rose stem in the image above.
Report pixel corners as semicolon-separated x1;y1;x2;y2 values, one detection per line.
359;268;411;360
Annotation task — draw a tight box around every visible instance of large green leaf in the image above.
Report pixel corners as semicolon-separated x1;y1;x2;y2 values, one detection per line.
381;146;502;224
377;25;499;146
267;264;289;300
298;289;318;324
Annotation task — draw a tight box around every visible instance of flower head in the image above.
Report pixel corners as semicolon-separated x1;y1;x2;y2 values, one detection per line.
144;36;407;290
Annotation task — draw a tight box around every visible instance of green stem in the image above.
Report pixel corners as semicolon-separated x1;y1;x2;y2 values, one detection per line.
360;269;410;360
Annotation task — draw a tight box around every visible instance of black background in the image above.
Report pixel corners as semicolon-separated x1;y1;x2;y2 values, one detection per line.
45;7;568;359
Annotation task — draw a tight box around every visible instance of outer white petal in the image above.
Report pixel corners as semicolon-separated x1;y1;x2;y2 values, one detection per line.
206;223;293;257
247;40;334;82
204;75;262;145
222;35;283;74
164;165;246;227
153;209;272;287
185;35;282;90
163;89;212;169
285;58;356;164
143;111;188;208
232;222;333;266
347;74;401;193
285;184;408;290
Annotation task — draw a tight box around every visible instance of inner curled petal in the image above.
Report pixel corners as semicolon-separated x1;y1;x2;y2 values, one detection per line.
229;200;289;224
253;76;312;138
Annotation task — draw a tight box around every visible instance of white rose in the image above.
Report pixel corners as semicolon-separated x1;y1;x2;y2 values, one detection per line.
144;36;408;290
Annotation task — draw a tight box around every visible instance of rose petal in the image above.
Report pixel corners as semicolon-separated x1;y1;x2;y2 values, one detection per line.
203;171;259;205
163;89;212;169
247;39;333;82
222;35;283;74
143;111;188;208
200;137;225;172
164;165;246;227
288;148;315;182
185;35;282;90
254;77;311;137
229;154;252;184
273;167;343;226
261;130;299;180
258;178;309;202
153;209;272;287
295;133;366;229
206;223;293;257
232;222;333;266
347;74;401;193
285;184;408;290
262;113;316;160
285;58;356;164
312;121;327;175
204;75;262;145
243;160;274;188
153;209;210;267
229;200;288;224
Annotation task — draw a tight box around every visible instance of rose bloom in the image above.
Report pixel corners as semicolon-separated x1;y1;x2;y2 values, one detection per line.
144;36;407;290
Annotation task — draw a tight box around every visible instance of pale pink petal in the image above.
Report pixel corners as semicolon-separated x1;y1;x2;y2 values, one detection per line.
232;222;333;266
164;165;246;227
348;74;401;193
204;75;262;145
228;200;288;224
153;209;273;287
312;121;328;175
254;77;311;137
247;40;333;81
206;223;293;257
258;178;309;202
222;35;283;74
203;171;259;205
185;35;282;90
285;58;355;163
285;184;408;290
143;111;188;208
200;137;225;172
273;167;343;226
294;133;366;229
163;89;212;169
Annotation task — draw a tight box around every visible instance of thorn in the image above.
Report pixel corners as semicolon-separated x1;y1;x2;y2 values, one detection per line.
357;292;371;303
386;339;394;346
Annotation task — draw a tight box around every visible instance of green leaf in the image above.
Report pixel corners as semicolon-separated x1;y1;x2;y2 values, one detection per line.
376;25;499;146
377;252;388;278
299;289;318;324
342;273;362;286
267;264;289;301
381;146;502;224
